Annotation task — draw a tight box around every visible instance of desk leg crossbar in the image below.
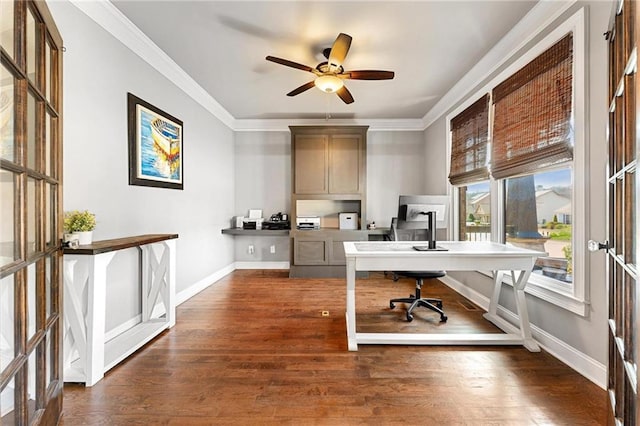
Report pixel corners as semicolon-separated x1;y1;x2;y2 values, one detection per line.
346;261;540;352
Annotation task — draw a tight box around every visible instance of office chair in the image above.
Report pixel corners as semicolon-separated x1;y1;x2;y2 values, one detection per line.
387;218;448;323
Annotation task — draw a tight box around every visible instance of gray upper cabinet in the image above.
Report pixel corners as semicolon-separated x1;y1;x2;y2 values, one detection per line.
328;135;362;194
291;126;367;197
293;134;329;194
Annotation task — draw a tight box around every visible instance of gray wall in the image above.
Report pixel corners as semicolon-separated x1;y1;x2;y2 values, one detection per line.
367;131;427;226
423;118;449;196
232;130;427;262
232;131;291;263
49;1;236;331
423;1;610;364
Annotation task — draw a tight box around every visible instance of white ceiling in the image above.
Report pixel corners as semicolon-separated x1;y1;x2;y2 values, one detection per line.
111;1;537;121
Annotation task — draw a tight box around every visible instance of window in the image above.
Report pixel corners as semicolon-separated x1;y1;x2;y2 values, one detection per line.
449;95;490;186
449;94;491;242
505;168;572;285
446;9;587;315
458;181;491;241
491;33;574;180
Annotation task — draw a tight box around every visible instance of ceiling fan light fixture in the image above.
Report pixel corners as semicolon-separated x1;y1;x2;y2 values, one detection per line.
314;75;344;93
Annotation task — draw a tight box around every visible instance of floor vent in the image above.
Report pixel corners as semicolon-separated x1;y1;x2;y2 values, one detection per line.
458;300;480;311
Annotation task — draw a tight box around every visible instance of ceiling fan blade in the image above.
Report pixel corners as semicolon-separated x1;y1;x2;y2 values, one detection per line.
287;81;316;97
266;56;315;73
343;70;395;80
336;85;354;104
328;33;352;69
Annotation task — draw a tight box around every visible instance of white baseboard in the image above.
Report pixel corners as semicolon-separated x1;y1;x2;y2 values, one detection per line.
175;262;288;307
176;263;236;306
439;275;491;310
103;272;228;343
105;315;141;342
234;261;290;270
439;275;607;390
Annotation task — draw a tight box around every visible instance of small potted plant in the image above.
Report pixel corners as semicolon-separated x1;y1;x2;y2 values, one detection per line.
64;210;96;245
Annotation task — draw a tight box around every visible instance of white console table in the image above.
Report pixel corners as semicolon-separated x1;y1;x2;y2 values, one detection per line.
343;241;546;352
63;234;177;386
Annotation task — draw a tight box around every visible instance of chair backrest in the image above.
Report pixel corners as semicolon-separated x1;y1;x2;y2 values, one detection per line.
389;217;430;242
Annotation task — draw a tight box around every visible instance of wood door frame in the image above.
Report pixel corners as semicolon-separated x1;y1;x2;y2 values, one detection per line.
606;0;638;424
0;0;64;424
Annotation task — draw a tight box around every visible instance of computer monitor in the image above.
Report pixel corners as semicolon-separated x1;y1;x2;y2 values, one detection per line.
397;195;449;230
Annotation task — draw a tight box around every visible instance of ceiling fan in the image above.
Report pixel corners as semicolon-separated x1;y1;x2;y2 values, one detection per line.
265;33;394;104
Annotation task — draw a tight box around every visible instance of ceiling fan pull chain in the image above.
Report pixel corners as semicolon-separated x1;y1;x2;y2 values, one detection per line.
325;94;332;121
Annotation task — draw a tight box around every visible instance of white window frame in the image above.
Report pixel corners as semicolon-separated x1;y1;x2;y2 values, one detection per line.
446;8;589;316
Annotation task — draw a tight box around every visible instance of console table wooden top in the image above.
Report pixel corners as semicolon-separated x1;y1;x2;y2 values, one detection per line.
63;234;178;255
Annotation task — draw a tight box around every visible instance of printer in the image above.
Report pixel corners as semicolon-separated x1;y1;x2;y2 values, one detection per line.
242;209;264;229
242;217;264;230
296;215;320;230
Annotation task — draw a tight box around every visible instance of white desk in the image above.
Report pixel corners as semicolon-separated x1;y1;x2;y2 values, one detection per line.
343;241;546;352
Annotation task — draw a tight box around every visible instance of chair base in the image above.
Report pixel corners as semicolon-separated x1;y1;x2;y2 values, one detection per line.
389;276;447;323
390;296;447;322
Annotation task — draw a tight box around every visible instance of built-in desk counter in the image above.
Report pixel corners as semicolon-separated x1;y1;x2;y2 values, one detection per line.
220;228;389;237
221;228;290;236
63;234;177;386
289;228;389;278
221;227;390;277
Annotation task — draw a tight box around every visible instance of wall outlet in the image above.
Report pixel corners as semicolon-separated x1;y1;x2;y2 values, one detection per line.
248;244;254;254
270;245;276;254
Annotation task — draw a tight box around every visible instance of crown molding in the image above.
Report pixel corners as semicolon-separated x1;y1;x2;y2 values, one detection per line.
68;0;576;133
233;118;426;132
422;0;577;129
68;0;236;129
66;0;427;133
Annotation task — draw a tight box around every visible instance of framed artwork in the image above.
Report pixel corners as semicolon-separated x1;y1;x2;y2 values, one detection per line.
127;93;183;189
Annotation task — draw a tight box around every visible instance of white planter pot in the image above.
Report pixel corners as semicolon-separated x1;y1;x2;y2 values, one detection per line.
74;231;93;245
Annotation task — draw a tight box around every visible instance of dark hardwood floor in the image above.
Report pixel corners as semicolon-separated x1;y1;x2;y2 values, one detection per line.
61;270;606;425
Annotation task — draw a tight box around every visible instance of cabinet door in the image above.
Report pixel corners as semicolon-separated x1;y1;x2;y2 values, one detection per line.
294;135;328;194
329;239;347;265
329;135;361;194
293;236;329;265
329;232;367;265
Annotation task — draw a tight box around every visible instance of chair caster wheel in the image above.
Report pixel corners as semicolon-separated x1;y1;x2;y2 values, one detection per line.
406;314;414;322
440;315;448;323
390;302;396;309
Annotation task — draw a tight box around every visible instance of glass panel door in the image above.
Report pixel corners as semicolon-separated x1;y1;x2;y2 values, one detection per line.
606;1;638;424
0;1;63;424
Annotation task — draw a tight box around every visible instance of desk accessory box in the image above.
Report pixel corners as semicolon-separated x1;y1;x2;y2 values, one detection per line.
339;213;358;230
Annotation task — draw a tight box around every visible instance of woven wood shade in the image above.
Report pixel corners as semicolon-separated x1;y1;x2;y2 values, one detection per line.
491;33;574;179
448;94;490;185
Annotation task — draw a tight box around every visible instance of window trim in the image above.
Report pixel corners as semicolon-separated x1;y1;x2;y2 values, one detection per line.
445;8;588;316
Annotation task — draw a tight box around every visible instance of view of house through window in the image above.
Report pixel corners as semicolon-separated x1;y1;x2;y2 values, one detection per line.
458;181;491;241
449;13;585;310
505;168;573;284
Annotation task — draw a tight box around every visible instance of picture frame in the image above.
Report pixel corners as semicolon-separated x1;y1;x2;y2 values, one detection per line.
127;93;183;190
